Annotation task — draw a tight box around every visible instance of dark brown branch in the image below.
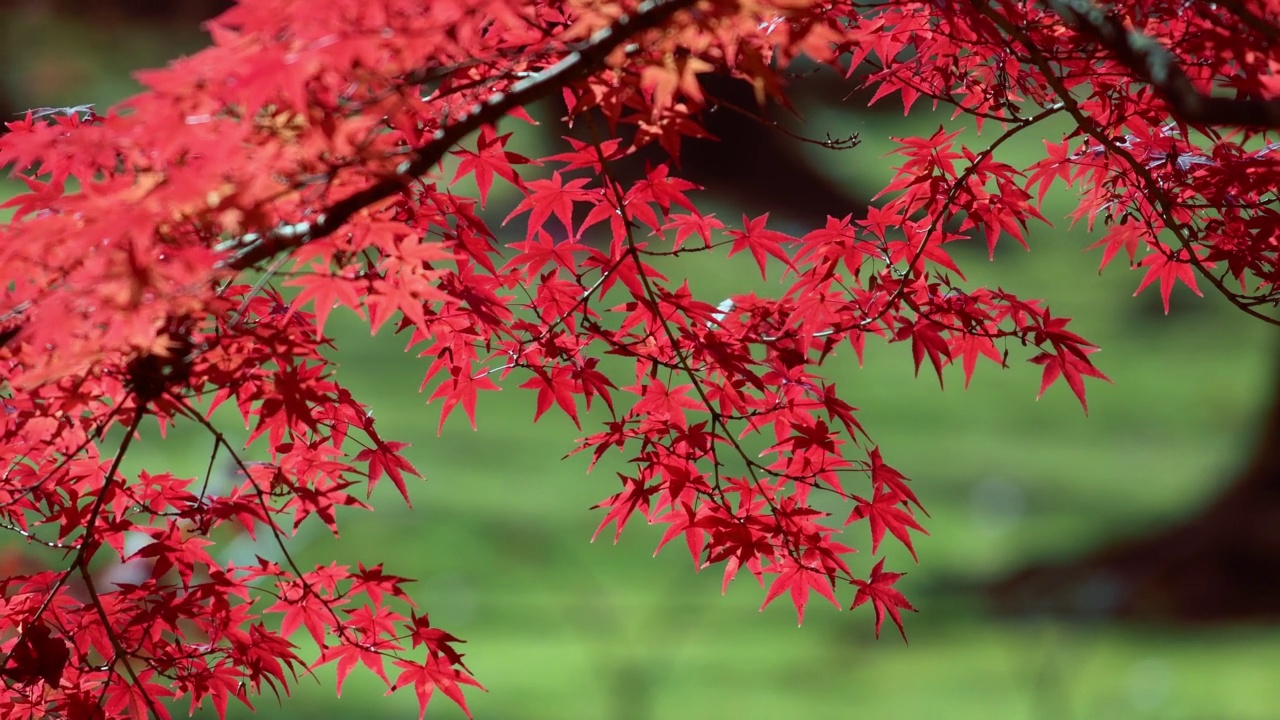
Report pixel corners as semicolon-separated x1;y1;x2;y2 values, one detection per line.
223;0;699;271
0;0;698;353
1047;0;1280;128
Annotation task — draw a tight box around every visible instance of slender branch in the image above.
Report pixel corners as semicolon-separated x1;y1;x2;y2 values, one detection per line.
471;247;634;379
0;410;145;706
164;391;395;679
0;521;71;549
709;97;861;150
79;562;164;720
849;102;1065;332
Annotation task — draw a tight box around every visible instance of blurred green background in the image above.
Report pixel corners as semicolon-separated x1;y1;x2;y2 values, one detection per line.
3;4;1279;719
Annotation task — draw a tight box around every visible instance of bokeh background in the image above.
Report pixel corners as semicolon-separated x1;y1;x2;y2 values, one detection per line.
3;3;1279;718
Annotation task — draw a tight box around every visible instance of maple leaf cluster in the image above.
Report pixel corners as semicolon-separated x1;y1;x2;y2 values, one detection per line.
2;0;1279;717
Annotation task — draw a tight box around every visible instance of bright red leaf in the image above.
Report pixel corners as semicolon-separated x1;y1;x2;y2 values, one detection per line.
850;558;917;641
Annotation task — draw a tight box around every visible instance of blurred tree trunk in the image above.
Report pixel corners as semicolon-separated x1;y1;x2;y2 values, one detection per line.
991;349;1280;621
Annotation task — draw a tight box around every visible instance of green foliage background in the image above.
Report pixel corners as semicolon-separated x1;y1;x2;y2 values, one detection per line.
3;10;1278;719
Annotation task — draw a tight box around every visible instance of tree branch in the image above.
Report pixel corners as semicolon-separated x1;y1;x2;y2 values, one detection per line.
0;0;697;353
1046;0;1280;128
223;0;699;271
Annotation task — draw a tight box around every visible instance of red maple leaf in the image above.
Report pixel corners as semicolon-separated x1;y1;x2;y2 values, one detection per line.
353;439;421;504
1133;244;1206;314
847;489;928;561
450;125;535;206
503;171;594;237
759;555;842;625
390;654;484;720
850;559;917;642
519;364;582;428
726;213;796;279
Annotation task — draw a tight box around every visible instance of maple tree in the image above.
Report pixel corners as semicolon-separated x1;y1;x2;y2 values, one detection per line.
3;0;1280;717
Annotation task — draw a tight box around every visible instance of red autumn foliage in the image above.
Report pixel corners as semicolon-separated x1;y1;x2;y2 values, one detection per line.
3;0;1280;717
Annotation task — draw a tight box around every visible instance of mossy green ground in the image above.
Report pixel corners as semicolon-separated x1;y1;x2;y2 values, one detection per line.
4;17;1280;717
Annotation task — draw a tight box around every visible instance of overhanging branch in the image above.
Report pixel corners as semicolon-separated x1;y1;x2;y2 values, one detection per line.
223;0;699;271
0;0;698;353
1046;0;1280;128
